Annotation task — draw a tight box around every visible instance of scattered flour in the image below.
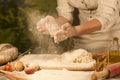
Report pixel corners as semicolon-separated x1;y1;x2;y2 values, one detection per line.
16;48;96;80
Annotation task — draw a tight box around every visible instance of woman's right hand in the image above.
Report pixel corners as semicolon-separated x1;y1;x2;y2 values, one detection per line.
36;17;50;35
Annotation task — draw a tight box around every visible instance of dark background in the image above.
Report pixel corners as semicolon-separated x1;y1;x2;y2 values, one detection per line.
0;0;79;54
0;0;58;53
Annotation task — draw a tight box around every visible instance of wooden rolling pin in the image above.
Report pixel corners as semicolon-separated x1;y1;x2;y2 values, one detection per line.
92;62;120;80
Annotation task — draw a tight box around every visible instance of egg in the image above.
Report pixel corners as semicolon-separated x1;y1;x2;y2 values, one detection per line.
14;61;24;71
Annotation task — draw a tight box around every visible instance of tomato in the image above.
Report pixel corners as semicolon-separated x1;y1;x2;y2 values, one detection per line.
24;67;35;74
4;64;12;72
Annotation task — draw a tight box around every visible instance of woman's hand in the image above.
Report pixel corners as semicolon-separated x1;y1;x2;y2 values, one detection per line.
36;17;50;35
54;22;77;43
36;15;60;37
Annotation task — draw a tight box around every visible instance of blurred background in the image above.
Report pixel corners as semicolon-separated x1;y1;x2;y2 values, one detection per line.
0;0;73;54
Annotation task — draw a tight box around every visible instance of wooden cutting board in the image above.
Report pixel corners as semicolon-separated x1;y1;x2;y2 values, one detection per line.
14;53;100;80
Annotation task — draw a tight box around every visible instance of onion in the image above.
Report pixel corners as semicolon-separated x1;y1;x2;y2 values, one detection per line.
14;61;24;71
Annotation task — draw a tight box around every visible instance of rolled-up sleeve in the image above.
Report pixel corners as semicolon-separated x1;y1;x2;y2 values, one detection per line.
95;0;118;30
56;0;74;21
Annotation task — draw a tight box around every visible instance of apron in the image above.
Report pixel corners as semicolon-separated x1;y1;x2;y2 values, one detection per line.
57;0;120;53
71;0;120;53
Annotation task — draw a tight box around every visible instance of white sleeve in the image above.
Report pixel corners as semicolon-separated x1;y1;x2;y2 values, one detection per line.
95;0;118;30
56;0;74;21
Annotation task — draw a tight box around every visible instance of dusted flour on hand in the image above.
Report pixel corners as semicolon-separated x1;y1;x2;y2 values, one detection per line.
37;15;60;37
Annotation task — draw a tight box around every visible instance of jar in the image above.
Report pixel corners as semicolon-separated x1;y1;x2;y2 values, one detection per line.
109;37;120;64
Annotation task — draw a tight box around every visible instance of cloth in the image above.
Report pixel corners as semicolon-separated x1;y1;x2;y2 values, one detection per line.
56;0;120;53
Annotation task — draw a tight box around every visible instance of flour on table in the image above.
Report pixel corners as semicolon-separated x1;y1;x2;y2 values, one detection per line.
20;48;96;70
13;49;96;80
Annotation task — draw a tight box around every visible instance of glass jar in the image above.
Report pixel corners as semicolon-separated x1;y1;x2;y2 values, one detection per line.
109;37;120;64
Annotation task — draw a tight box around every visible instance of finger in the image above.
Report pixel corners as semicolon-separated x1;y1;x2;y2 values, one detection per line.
55;30;66;36
36;25;42;29
37;28;44;32
54;35;68;43
54;30;68;43
38;28;49;35
42;31;50;35
61;23;71;30
46;16;57;25
36;25;45;30
37;26;46;31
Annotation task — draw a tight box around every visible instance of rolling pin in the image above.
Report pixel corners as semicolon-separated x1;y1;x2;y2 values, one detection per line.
92;62;120;80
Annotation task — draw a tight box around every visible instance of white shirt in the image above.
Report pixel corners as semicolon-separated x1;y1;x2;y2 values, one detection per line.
56;0;120;52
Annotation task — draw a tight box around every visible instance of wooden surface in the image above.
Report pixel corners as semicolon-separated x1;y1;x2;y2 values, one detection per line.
105;75;120;80
10;70;95;80
0;70;120;80
0;52;119;80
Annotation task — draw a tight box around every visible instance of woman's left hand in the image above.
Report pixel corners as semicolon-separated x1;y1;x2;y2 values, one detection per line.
54;22;77;43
